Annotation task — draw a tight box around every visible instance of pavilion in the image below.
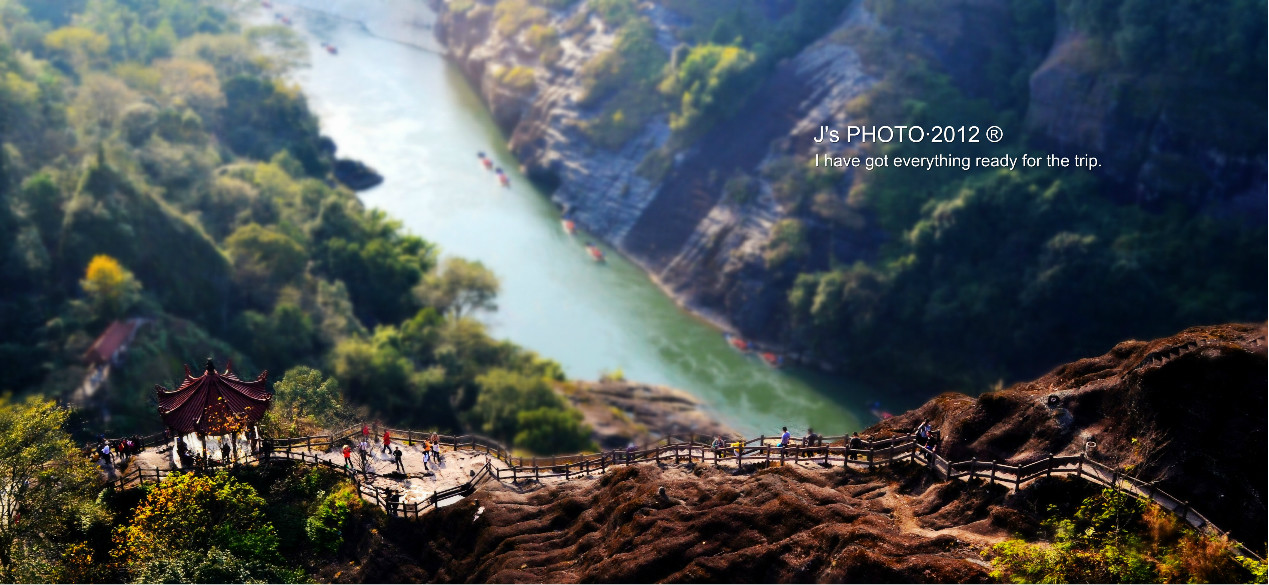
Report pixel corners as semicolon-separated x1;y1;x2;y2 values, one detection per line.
155;358;271;467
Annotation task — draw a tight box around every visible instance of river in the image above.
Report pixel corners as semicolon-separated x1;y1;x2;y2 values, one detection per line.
270;5;923;436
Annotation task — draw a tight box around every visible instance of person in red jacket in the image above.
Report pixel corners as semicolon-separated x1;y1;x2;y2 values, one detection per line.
342;444;352;470
382;430;392;454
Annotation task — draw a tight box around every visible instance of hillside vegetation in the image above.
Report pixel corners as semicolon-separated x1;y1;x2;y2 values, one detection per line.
0;0;591;452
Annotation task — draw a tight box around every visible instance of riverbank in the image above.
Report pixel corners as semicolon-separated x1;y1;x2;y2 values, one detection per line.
559;380;739;449
271;3;897;437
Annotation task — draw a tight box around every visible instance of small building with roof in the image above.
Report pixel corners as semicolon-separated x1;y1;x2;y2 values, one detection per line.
82;319;145;366
156;358;271;466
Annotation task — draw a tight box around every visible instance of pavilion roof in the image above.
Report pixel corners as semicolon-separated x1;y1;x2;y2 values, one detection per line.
155;359;271;435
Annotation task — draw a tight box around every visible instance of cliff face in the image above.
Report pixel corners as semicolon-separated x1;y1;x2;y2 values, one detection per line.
436;0;881;342
434;0;1265;356
1026;29;1267;215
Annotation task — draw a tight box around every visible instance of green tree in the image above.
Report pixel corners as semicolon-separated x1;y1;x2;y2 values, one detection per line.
43;26;109;70
224;223;306;307
469;368;562;443
660;44;759;136
419;257;500;318
304;485;361;555
267;366;346;435
330;330;422;416
514;407;594;454
234;302;321;371
16;173;62;249
0;397;100;582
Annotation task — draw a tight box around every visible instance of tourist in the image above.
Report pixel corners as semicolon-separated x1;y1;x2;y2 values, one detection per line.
362;424;370;440
430;433;441;461
382;430;392;454
100;442;112;467
221;442;231;464
394;446;405;473
625;442;637;463
849;432;863;460
422;438;432;459
802;428;820;457
342;444;353;470
711;436;725;460
777;427;791;449
422;449;431;472
384;488;397;515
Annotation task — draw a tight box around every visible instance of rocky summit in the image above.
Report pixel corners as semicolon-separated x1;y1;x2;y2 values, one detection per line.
312;324;1266;583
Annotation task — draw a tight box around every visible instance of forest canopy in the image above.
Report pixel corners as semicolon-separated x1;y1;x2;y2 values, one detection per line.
0;0;591;452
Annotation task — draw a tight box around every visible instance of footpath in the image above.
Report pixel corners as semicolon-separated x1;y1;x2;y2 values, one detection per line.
93;427;1259;561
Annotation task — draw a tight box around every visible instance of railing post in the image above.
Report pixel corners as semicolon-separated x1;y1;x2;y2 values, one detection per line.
1046;453;1054;478
990;460;997;484
969;458;977;480
1077;452;1084;476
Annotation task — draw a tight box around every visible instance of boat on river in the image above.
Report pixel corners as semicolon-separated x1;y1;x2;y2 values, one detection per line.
586;242;605;263
562;219;576;235
724;333;751;352
498;173;509;187
326;44;338;55
761;352;784;368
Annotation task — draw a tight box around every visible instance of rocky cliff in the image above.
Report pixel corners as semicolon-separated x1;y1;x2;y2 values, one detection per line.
869;322;1268;545
433;0;1265;369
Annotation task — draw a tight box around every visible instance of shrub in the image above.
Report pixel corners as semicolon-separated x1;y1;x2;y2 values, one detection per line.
493;0;546;37
113;472;290;582
764;219;809;269
660;44;759;137
497;65;536;92
984;489;1256;583
305;485;361;555
514;407;595;454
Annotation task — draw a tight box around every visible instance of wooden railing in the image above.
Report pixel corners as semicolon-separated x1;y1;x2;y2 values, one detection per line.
913;445;1262;561
106;447;499;521
100;427;1259;561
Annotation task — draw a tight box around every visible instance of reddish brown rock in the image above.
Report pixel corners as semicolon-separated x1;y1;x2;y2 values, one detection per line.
869;322;1267;545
